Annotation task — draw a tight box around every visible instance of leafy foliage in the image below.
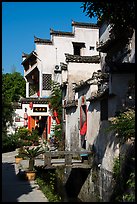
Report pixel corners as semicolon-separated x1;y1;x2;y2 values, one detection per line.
113;157;121;180
2;72;26;102
109;109;135;142
122;172;135;202
81;1;135;38
2;134;17;153
2;72;26;143
49;81;62;121
19;146;44;171
112;156;135;202
15;127;39;146
36;167;62;202
49;81;64;149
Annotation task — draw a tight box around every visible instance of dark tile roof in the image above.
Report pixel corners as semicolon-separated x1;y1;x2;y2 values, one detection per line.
72;20;99;29
21;51;37;65
34;36;52;44
96;38;116;52
50;28;74;37
65;54;100;63
19;97;50;104
87;88;109;102
74;70;109;91
22;52;29;58
64;100;78;109
60;63;67;70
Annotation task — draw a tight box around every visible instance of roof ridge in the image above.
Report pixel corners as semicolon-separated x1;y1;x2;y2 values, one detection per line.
50;28;74;36
34;36;52;44
72;20;99;28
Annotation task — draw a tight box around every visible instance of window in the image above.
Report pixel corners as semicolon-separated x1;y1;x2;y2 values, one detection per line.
33;107;47;112
15;117;20;122
89;46;95;50
72;42;85;56
74;46;81;55
100;98;108;121
42;74;52;90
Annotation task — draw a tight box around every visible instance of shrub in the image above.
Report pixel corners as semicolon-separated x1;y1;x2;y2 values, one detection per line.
108;108;135;142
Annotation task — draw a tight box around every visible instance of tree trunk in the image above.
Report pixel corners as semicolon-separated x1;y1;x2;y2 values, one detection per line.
29;158;35;171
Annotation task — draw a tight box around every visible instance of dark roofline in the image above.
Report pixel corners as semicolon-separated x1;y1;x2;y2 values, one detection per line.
21;51;37;65
65;54;100;63
50;28;74;37
22;52;29;58
20;97;50;104
72;20;99;29
34;36;52;44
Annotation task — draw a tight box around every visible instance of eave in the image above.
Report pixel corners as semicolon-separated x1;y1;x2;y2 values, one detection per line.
74;81;89;92
87;89;116;102
34;36;52;44
19;97;50;104
97;38;116;52
21;51;37;65
65;54;100;63
64;100;78;109
72;20;99;29
50;29;74;37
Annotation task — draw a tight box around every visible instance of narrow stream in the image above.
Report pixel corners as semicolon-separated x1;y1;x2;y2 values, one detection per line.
55;166;91;202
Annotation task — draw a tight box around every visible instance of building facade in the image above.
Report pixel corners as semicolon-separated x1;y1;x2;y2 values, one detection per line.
11;21;100;142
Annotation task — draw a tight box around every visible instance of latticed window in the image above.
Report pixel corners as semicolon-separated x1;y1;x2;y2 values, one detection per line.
42;74;52;90
29;84;35;96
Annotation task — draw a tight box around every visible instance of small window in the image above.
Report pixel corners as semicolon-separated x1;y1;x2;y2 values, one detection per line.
43;74;52;90
74;46;81;55
72;42;85;56
15;117;20;122
100;98;108;121
89;46;95;50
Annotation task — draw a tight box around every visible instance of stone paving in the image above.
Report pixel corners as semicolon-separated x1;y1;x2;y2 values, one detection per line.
2;150;48;202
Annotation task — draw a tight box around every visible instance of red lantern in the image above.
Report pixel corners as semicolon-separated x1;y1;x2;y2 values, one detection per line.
37;91;40;97
82;96;85;105
53;110;58;117
29;102;33;109
55;117;60;124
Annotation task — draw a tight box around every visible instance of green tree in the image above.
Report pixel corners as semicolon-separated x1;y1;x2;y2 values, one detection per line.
2;71;26;140
81;1;135;38
2;72;26;102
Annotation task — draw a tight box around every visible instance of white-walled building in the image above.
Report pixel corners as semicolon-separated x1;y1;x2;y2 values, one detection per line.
12;20;100;142
73;23;135;173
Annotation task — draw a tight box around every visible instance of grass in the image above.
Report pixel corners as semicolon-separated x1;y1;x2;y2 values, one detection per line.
35;167;62;202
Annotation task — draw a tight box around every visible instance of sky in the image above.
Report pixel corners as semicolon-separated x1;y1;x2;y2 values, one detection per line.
2;2;97;76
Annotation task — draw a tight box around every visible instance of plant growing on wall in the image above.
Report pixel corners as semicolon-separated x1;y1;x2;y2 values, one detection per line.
49;81;62;121
108;108;135;143
49;81;63;149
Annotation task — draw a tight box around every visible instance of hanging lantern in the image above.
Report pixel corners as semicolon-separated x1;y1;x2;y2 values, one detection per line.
37;90;40;97
81;96;86;105
53;110;58;117
55;117;60;124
